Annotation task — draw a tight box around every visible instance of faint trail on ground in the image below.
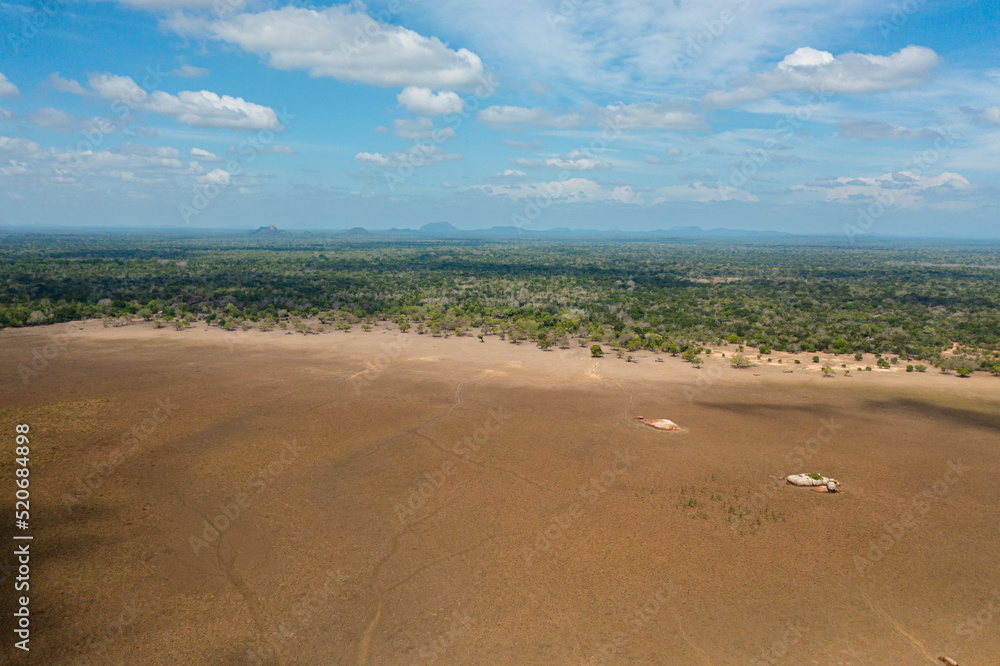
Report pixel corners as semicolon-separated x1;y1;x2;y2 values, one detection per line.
673;609;712;665
412;431;551;492
358;371;498;666
176;496;283;665
859;590;937;663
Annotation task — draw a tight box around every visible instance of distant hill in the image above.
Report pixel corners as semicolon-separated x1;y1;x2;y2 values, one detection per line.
417;222;462;235
251;225;281;235
342;227;373;236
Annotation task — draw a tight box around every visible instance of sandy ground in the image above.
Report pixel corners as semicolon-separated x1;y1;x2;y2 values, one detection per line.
0;320;998;665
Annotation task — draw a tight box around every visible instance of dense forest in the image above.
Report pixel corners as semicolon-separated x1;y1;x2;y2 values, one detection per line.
2;232;999;374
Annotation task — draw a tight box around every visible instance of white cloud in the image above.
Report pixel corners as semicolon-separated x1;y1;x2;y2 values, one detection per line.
392;117;455;141
397;87;463;116
470;177;639;204
644;154;662;164
0;73;20;98
27;108;116;134
172;64;210;78
478;106;583;129
598;102;705;130
46;73;86;95
354;144;462;167
190;147;222;162
88;73;282;130
0;108;12;121
200;168;231;185
701;86;768;110
838;119;941;140
0;137;44;155
756;45;939;94
799;170;970;208
653;183;758;204
512;149;610;171
164;5;485;89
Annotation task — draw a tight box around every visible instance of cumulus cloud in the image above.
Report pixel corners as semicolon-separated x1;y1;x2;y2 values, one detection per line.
392;117;455;141
199;168;231;185
478;106;583;129
838;118;941;140
701;86;768;110
27;108;116;134
597;102;705;130
799;170;970;208
470;177;639;204
397;87;463;116
756;45;939;94
512;149;611;171
0;73;20;97
88;73;282;130
172;64;210;78
190;147;222;162
643;154;662;164
165;6;485;89
46;73;86;95
354;144;462;168
0;108;11;121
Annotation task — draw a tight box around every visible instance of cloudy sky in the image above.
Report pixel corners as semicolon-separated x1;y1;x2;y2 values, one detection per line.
1;0;997;235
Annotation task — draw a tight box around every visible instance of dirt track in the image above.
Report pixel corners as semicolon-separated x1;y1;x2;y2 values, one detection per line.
1;321;998;664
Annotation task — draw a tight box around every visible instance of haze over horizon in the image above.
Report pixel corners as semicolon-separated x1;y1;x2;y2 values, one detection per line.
1;0;997;237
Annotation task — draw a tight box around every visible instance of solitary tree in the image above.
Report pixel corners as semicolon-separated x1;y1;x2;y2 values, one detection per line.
731;354;752;369
590;345;604;358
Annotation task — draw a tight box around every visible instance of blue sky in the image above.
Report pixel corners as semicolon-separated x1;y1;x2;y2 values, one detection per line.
0;0;997;236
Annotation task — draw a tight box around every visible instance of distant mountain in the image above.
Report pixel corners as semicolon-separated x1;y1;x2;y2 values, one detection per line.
417;222;462;235
342;226;373;236
251;225;280;235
